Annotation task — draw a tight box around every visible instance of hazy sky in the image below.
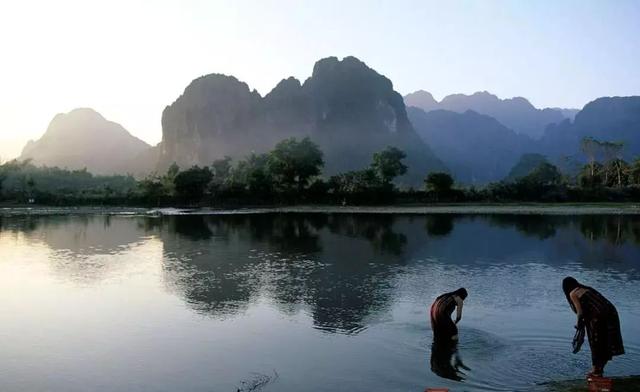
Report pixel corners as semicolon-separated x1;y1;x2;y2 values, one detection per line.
1;0;639;160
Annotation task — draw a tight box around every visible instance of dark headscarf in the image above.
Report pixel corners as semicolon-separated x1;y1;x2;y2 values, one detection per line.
452;288;468;300
453;287;468;299
563;276;590;313
436;287;468;302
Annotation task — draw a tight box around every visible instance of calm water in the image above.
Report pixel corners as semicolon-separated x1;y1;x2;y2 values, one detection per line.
1;213;639;391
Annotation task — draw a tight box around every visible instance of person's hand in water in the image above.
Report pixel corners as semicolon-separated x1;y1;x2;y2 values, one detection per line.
454;354;471;372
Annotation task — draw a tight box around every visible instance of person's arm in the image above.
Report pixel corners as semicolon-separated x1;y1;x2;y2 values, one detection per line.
569;289;584;326
454;296;464;324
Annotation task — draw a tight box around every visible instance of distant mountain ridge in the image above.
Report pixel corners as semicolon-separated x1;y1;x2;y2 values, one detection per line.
540;96;640;161
15;58;639;188
404;90;577;138
408;107;533;184
19;108;151;175
160;56;446;183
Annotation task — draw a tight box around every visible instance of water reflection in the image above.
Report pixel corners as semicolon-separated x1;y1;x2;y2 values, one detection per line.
3;212;640;390
3;213;640;334
155;214;405;333
430;341;470;381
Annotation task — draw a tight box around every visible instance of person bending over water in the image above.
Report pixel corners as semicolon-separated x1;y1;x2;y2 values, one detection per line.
430;288;468;342
562;277;625;378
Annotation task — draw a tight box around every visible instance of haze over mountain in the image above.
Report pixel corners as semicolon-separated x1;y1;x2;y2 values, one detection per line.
407;107;533;184
14;57;640;188
19;108;151;175
404;90;576;139
540;96;640;161
407;94;640;184
160;56;446;183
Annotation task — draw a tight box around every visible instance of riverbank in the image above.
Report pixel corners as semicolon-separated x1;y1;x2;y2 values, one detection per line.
3;203;640;217
175;203;640;216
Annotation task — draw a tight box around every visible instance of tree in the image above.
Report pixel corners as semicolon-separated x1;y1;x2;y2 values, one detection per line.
210;157;232;194
520;162;562;186
371;147;407;185
329;168;381;195
603;158;629;187
629;158;640;185
579;162;604;188
0;167;6;196
506;154;549;182
230;153;273;195
600;141;624;185
139;175;165;206
162;163;180;197
174;166;213;202
211;157;232;179
425;172;454;200
581;137;601;179
267;137;324;192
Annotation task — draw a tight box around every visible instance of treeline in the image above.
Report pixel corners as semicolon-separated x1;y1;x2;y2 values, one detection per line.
3;136;640;206
480;137;640;202
137;138;412;205
0;160;137;205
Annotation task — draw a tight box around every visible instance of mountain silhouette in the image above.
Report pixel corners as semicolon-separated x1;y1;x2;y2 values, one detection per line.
19;108;151;175
540;96;640;161
160;56;446;183
405;90;575;139
408;107;533;184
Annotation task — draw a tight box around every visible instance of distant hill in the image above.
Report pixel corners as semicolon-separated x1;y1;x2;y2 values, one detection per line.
407;107;532;184
540;96;640;161
19;108;151;175
549;107;580;121
160;56;446;184
404;90;575;139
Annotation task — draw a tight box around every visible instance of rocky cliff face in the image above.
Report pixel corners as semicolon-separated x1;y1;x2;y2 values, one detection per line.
160;56;446;184
20;108;151;175
405;90;572;139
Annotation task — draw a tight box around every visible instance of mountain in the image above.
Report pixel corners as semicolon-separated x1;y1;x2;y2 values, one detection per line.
160;56;446;184
407;107;533;184
549;108;580;121
20;108;151;175
540;96;640;161
404;90;573;139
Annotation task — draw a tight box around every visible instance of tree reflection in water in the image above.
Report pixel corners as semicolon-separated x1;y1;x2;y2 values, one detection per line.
3;212;640;334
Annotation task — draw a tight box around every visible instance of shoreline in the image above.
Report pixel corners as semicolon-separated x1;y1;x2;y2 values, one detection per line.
3;203;640;216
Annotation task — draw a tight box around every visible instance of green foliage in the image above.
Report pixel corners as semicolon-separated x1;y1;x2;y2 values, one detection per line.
267;137;324;192
506;153;549;182
138;176;165;206
371;147;407;184
520;162;562;186
425;172;454;193
174;166;213;202
230;153;273;195
7;135;640;207
329;168;381;194
0;159;136;204
629;158;640;184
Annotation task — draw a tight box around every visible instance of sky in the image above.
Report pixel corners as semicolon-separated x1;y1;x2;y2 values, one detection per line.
1;0;639;160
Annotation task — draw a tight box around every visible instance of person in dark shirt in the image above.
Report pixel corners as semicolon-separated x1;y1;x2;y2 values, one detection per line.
563;277;625;378
430;288;467;342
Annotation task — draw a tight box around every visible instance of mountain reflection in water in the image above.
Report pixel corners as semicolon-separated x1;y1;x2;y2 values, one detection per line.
1;213;640;391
